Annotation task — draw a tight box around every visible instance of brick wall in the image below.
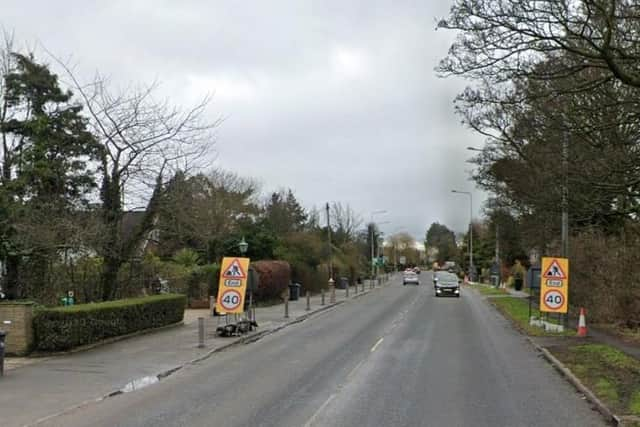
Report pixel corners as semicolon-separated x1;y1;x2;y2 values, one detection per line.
0;303;34;355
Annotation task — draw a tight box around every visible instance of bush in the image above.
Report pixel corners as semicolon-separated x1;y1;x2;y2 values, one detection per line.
33;294;186;352
251;260;291;301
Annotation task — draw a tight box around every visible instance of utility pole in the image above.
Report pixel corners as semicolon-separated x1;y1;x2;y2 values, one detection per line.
562;129;569;258
452;190;474;280
326;202;333;280
369;210;387;280
495;223;500;264
370;223;375;281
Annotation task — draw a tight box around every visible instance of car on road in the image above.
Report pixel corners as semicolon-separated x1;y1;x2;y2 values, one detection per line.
433;272;461;297
403;270;420;285
413;266;421;274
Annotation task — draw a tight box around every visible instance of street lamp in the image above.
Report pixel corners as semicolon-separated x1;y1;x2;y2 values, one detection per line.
370;210;387;280
238;237;249;255
452;190;475;281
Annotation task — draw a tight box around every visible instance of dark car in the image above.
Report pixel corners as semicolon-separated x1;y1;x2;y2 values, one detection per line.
433;272;461;297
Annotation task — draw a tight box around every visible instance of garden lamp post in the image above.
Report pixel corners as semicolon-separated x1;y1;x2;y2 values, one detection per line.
238;237;248;255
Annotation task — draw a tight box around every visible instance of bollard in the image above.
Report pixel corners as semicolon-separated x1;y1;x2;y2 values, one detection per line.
306;291;311;311
0;330;5;377
284;297;289;318
361;281;365;293
354;283;358;294
198;317;205;348
329;278;336;303
321;288;326;305
346;282;350;298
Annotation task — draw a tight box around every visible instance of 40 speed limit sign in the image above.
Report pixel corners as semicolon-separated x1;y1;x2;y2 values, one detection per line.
542;290;564;311
219;290;242;311
539;257;569;313
215;257;250;314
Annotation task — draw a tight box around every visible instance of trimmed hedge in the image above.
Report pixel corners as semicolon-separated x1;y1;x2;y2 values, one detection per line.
251;260;291;300
33;294;186;352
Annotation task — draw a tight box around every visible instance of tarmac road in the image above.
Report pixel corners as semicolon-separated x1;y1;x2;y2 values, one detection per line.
41;272;606;427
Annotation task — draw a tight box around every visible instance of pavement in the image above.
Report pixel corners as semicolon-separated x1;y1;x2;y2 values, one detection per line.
29;272;607;427
0;278;387;427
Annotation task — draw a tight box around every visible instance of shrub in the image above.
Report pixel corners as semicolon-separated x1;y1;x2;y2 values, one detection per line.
251;260;291;301
33;294;186;352
188;263;219;302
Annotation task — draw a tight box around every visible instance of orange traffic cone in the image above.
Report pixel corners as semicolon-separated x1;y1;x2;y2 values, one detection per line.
577;307;588;337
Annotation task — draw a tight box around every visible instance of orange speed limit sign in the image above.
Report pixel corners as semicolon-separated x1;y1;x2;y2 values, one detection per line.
539;257;569;313
215;257;250;314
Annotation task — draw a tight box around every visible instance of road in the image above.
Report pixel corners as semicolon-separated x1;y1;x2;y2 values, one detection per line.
41;272;606;427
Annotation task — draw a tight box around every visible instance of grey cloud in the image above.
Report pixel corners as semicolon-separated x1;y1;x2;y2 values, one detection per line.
2;0;486;240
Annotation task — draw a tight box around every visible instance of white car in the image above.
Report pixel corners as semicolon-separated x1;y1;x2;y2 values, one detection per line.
403;271;420;285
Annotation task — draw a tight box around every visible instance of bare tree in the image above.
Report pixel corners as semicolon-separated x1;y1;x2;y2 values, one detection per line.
438;0;640;89
54;62;220;299
158;170;260;259
330;202;363;246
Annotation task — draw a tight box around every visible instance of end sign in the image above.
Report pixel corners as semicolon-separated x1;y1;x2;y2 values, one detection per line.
539;257;569;313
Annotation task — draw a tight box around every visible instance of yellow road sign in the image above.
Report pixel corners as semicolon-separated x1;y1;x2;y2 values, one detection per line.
539;257;569;313
216;257;250;314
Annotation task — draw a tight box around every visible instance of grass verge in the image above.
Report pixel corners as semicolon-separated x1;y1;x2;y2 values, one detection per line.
472;285;508;296
490;296;574;336
592;323;640;346
549;343;640;417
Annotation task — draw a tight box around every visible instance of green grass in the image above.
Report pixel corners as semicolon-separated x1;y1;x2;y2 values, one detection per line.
630;391;640;414
473;285;508;296
490;296;574;336
551;344;640;416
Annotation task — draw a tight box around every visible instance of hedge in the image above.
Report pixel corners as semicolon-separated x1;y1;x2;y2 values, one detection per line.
33;294;186;352
251;260;291;301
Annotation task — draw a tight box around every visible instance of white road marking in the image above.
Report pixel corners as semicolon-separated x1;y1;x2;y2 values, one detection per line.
370;337;384;353
303;392;337;427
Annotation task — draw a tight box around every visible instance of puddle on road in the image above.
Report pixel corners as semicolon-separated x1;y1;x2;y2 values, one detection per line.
121;376;159;393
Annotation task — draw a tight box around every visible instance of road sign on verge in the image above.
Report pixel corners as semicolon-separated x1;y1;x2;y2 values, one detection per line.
216;257;250;314
539;257;569;313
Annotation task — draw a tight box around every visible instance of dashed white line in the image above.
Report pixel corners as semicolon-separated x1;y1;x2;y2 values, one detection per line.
303;392;337;427
370;337;384;353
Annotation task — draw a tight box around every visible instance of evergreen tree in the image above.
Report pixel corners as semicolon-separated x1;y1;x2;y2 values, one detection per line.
0;53;98;299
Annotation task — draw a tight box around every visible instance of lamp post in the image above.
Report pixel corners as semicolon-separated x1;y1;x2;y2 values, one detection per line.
326;203;333;280
238;237;248;255
238;237;250;320
452;190;474;281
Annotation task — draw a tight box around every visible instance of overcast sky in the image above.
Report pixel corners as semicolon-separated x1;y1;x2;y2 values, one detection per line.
2;0;486;241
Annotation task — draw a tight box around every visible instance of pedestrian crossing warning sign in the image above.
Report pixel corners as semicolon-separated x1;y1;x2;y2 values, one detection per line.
222;258;247;279
542;258;567;280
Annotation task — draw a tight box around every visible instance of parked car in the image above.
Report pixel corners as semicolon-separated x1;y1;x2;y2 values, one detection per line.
433;272;460;297
403;270;420;285
413;266;421;274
